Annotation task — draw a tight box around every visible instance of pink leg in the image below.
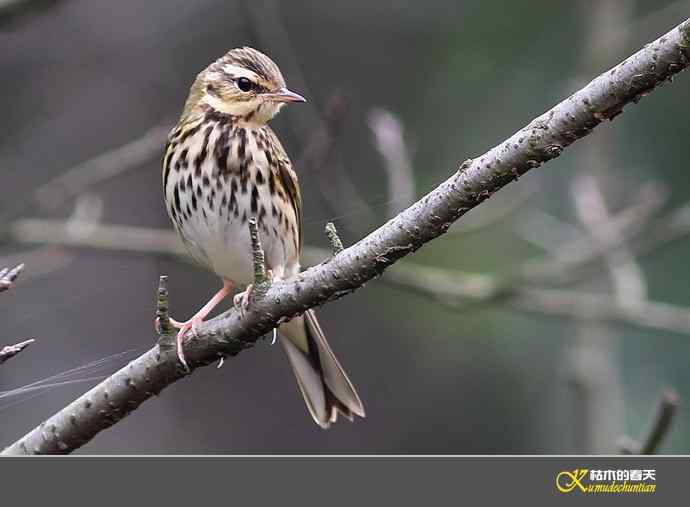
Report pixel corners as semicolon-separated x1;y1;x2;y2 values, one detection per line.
171;279;233;371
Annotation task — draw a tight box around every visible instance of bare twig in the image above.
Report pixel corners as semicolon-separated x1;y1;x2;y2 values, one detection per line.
248;218;270;299
639;390;680;454
619;390;679;454
0;339;35;365
2;19;689;454
155;275;174;338
324;222;344;255
0;263;24;293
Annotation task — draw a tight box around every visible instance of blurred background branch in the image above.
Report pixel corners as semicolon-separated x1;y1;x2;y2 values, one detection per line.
368;108;416;217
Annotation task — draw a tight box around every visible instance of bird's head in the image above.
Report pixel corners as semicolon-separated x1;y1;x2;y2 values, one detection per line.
183;47;306;125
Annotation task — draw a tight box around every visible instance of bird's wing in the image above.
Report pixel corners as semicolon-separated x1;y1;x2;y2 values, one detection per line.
265;127;302;250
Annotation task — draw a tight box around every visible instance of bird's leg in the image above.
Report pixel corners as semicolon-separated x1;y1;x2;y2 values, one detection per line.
233;270;273;315
168;279;233;371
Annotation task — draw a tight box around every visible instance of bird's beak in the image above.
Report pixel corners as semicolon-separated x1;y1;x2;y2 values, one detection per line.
263;88;307;103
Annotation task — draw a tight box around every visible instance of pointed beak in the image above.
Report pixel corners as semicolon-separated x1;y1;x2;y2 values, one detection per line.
263;87;307;103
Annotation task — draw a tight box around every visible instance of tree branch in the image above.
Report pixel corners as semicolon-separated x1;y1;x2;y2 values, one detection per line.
3;18;689;455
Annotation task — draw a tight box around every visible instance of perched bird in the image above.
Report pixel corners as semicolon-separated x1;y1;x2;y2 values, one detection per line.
162;47;364;428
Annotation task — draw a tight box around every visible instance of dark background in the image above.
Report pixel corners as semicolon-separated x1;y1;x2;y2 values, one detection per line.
1;0;689;453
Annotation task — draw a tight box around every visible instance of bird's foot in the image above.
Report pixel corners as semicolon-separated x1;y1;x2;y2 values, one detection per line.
169;316;205;372
233;270;274;316
233;285;253;316
153;280;234;372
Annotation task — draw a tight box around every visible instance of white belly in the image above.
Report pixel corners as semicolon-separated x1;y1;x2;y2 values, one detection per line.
165;122;300;285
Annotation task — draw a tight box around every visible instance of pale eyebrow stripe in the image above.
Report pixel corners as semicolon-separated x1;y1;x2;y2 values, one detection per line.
221;64;259;81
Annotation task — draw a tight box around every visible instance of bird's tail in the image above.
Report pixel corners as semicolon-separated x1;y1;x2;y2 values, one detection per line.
279;309;365;428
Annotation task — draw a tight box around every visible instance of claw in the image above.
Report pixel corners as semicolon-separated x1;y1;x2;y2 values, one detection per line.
176;330;190;372
162;280;234;373
154;317;190;371
233;284;253;316
170;317;204;373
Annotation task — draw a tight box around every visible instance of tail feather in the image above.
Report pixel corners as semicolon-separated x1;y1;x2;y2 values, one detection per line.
279;309;364;428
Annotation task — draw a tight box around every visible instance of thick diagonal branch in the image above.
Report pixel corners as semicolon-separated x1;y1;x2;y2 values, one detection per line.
3;19;689;455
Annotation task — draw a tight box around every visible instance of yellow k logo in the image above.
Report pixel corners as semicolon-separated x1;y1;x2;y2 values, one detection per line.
556;469;589;493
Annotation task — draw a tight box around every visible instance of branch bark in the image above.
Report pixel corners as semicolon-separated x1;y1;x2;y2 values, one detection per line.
3;18;689;455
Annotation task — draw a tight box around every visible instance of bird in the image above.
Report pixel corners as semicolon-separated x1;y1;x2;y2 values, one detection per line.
161;47;365;428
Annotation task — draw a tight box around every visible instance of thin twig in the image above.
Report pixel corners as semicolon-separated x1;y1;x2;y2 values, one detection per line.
619;390;679;454
155;275;174;338
324;222;344;255
640;390;680;454
2;18;689;454
248;218;269;298
0;339;35;365
0;263;24;293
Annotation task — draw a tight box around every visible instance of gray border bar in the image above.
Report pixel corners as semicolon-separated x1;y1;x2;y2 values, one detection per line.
0;456;683;505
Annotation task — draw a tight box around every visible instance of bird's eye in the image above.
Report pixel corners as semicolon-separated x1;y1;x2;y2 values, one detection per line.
237;77;253;92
